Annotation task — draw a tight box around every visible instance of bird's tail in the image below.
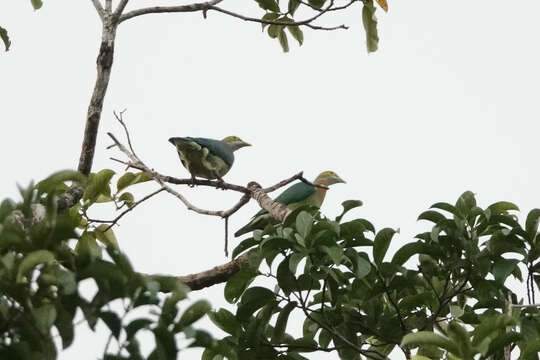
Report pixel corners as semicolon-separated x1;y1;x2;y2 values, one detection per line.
234;223;253;238
168;137;199;151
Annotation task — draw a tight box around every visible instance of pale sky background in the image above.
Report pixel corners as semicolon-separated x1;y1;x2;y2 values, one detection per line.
1;1;539;359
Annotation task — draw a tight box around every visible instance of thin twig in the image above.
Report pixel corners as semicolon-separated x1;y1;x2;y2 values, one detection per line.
89;188;164;231
224;217;229;257
208;0;348;31
114;110;137;157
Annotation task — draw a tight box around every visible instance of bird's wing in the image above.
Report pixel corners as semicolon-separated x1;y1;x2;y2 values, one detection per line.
253;182;315;217
187;137;235;167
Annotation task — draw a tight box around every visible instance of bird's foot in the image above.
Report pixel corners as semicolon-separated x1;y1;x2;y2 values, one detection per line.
189;176;196;188
215;178;226;190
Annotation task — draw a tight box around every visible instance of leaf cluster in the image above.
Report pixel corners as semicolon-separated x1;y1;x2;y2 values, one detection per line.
214;192;540;359
0;170;212;359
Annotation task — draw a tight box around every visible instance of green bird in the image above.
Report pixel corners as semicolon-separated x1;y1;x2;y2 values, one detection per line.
168;136;251;183
234;171;346;237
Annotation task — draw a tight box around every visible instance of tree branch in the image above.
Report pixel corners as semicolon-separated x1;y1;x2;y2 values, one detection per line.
78;14;118;175
91;0;106;20
114;0;130;16
207;0;349;31
179;253;248;290
119;0;351;31
119;0;224;23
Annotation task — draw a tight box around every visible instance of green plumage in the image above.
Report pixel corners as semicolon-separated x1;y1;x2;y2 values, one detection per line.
234;171;346;237
168;136;250;181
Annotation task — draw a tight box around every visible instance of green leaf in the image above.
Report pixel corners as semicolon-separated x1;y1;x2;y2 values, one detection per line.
76;232;102;263
287;26;304;46
373;228;396;265
525;208;540;238
33;303;57;333
321;245;344;265
101;311;122;339
232;237;259;259
268;24;281;39
430;202;458;215
126;318;153;339
224;266;258;303
289;252;305;274
455;190;476;217
16;249;56;283
208;308;242;336
417;210;446;224
0;26;10;51
362;0;379;53
36;170;86;194
277;257;296;293
271;301;297;342
449;305;464;318
118;192;134;208
492;258;519;284
116;172;152;192
288;0;301;16
95;225;120;250
336;200;363;222
261;12;280;30
176;300;211;330
84;169;115;203
471;314;515;347
278;28;290;52
391;241;434;266
351;252;371;278
487;201;519;214
255;0;280;12
447;321;472;358
31;0;43;10
237;287;276;321
308;0;325;9
296;211;313;238
55;306;75;349
401;332;460;356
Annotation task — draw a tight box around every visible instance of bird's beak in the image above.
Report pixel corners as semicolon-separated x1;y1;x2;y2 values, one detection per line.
243;142;252;147
335;175;346;184
168;137;176;145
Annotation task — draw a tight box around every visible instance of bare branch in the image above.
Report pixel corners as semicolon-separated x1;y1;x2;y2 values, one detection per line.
179;253;248;290
119;0;224;23
78;20;117;175
114;0;129;16
90;188;165;230
91;0;106;20
113;110;137;157
249;182;292;223
119;0;351;31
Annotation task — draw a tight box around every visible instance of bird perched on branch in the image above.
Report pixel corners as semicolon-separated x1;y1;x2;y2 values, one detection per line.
234;171;346;237
168;136;251;184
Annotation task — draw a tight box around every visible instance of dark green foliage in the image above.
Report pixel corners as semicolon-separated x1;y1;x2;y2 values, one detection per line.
0;26;9;52
0;171;212;359
4;168;540;360
225;192;540;359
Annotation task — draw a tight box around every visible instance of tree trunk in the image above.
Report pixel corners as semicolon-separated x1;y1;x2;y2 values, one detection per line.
78;19;117;175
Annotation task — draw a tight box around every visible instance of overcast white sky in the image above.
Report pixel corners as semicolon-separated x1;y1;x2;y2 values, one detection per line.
1;0;540;359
